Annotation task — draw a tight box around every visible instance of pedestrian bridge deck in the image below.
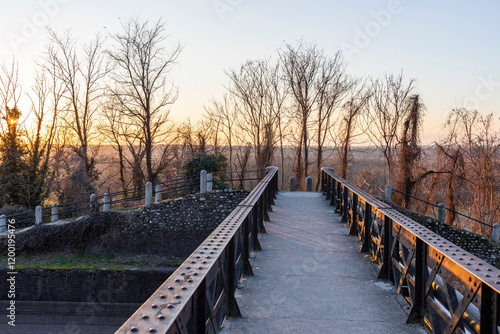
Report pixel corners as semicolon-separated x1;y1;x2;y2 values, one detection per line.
222;191;424;334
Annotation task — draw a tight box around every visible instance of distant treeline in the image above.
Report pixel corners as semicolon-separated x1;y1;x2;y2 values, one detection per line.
0;18;498;234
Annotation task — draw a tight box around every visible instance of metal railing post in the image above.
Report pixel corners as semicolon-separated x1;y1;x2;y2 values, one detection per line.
200;170;207;194
335;181;341;212
90;194;98;213
226;236;242;317
321;170;326;193
360;203;371;253
306;176;312;192
51;203;58;222
349;194;358;236
480;283;497;333
407;238;426;324
207;173;213;192
242;216;254;275
103;194;111;212
326;175;331;201
0;214;6;233
193;279;207;333
385;184;392;203
35;206;43;225
491;224;500;242
438;203;446;223
145;182;153;206
155;184;162;203
341;186;349;223
273;170;279;197
378;215;393;280
290;176;296;191
252;206;261;250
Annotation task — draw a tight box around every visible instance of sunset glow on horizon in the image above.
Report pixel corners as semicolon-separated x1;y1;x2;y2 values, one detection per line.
0;0;499;142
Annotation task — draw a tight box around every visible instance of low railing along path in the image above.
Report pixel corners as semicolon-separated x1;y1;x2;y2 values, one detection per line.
221;191;424;334
118;167;499;333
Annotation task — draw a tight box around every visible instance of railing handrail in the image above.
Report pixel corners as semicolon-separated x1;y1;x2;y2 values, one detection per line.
2;172;260;228
321;167;500;333
116;166;279;333
321;167;499;292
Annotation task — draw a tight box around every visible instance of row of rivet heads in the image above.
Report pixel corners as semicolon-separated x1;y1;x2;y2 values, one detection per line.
125;176;273;333
329;176;500;290
126;207;251;332
382;208;500;290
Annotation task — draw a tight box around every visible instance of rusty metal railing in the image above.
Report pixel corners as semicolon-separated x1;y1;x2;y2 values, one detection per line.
321;167;500;334
116;166;279;334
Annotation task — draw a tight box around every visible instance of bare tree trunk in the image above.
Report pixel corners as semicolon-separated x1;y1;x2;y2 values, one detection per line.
108;18;182;185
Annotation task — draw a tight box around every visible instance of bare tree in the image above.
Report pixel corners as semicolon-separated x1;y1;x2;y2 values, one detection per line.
235;144;252;189
267;61;289;187
226;58;280;176
176;118;208;158
332;81;371;179
441;108;499;233
99;99;132;193
43;30;107;185
432;143;465;225
22;69;63;207
394;94;425;207
313;52;355;190
366;72;415;185
204;93;239;172
0;59;22;130
107;17;182;183
279;41;351;189
279;41;323;188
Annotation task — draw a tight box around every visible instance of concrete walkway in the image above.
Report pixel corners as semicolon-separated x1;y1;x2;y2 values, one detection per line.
222;192;425;334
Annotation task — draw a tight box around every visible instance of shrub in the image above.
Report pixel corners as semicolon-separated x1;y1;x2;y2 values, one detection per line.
184;153;228;190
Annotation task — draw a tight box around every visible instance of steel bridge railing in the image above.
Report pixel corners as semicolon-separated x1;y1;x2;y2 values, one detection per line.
116;166;279;334
321;167;500;334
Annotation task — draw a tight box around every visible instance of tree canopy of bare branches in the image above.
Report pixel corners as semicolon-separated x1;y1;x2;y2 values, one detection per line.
226;58;282;176
43;30;107;184
107;17;182;184
366;72;415;185
332;80;371;179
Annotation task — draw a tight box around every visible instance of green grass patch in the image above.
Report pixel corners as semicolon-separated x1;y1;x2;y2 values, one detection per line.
0;252;184;270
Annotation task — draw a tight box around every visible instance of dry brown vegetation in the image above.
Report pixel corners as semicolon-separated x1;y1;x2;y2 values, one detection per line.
0;18;498;237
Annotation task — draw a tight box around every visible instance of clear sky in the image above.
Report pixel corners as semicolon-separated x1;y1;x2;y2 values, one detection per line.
1;0;499;142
